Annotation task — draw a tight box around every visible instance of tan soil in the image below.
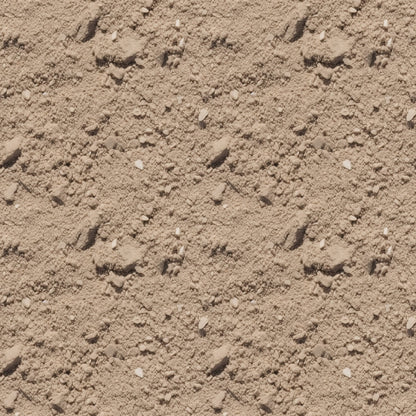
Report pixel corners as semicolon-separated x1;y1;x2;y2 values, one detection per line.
1;0;416;415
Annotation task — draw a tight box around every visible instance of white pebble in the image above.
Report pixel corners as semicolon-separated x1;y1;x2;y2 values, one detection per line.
383;19;388;28
198;316;209;330
342;367;352;378
387;38;393;49
319;239;326;249
230;90;239;101
342;160;352;170
319;31;325;41
175;227;181;236
22;90;31;101
134;368;144;378
111;239;118;249
383;227;388;236
230;298;239;309
406;108;416;122
406;316;416;330
111;31;118;41
198;108;209;122
175;19;181;28
22;298;31;309
134;160;144;170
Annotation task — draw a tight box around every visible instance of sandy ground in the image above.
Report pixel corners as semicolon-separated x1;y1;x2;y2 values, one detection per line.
1;0;416;415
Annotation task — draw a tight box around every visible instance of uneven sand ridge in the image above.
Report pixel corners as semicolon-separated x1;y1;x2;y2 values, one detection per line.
1;0;416;415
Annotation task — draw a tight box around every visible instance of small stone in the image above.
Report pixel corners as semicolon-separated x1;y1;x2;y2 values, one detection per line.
3;390;18;411
406;109;416;122
230;90;239;100
109;274;125;289
3;182;18;203
21;298;31;309
319;30;325;41
211;390;226;411
293;331;307;343
317;274;333;289
73;3;102;42
0;137;22;167
406;316;416;330
342;160;352;170
208;137;230;167
135;367;144;378
311;343;326;358
211;182;226;203
280;213;309;250
50;185;66;205
84;331;99;343
103;343;118;358
258;184;274;205
50;393;66;413
74;213;101;250
22;90;31;100
259;392;274;413
135;160;144;170
198;108;209;122
207;343;231;375
319;239;326;249
230;298;239;309
281;4;309;42
111;239;118;249
0;344;23;375
343;367;352;378
111;31;118;41
84;123;98;135
198;316;209;330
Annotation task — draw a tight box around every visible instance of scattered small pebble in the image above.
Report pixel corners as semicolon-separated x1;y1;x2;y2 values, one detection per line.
22;90;31;101
3;182;18;203
207;344;231;375
21;298;31;309
406;108;416;122
230;298;239;309
3;390;18;411
134;367;144;378
342;160;352;170
343;367;352;378
198;316;209;330
135;160;144;170
211;182;226;203
0;344;23;375
406;316;416;330
230;90;239;100
0;137;22;167
111;239;118;249
211;390;226;411
111;31;118;41
208;137;230;167
198;108;209;122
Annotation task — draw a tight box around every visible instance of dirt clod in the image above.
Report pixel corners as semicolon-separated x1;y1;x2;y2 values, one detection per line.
211;390;226;411
0;344;22;375
0;137;22;167
207;343;231;375
3;390;18;411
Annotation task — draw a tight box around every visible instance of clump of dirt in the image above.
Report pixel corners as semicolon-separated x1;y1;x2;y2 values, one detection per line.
1;0;416;415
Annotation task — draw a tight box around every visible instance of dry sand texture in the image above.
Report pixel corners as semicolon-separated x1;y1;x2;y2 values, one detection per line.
1;0;416;415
